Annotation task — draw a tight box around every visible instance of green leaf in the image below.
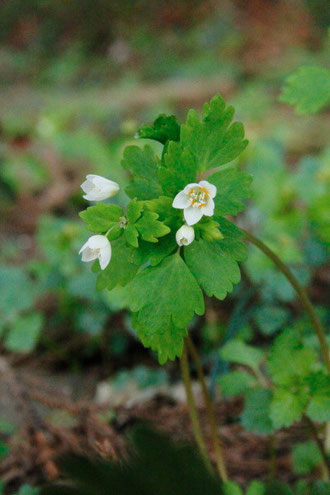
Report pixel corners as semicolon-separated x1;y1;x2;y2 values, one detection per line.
306;372;330;423
127;254;204;363
292;441;322;474
131;235;177;267
159;141;197;196
135;211;171;243
211;167;252;216
181;94;248;173
0;440;9;460
0;265;37;321
241;389;274;435
125;199;143;247
127;198;143;223
95;236;138;291
79;203;123;233
218;370;257;397
222;481;243;495
184;238;241;301
137;114;180;144
270;387;308;428
246;481;265;495
15;485;39;495
264;482;293;495
5;312;43;353
220;340;263;372
254;305;289;335
267;330;317;386
279;66;330;114
122;145;162;200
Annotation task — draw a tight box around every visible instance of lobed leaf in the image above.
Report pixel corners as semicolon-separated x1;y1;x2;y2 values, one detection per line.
95;236;138;291
137;114;180;144
122;145;162;200
135;211;171;243
126;254;204;363
181;94;248;173
79;203;123;233
159;141;197;196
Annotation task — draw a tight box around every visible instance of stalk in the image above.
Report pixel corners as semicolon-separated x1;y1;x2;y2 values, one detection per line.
243;229;330;373
186;336;228;482
179;344;212;471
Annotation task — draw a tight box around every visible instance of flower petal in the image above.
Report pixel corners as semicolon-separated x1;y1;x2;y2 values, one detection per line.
81;247;97;262
98;241;112;270
172;191;190;209
199;180;217;198
201;197;215;216
184;206;204;225
88;235;109;249
183;183;199;194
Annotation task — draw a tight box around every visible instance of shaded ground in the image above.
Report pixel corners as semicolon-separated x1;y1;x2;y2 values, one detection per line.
0;359;316;492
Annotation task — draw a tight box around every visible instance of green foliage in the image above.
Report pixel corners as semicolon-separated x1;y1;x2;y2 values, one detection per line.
211;167;252;216
135;210;170;243
241;389;274;435
292;441;322;474
218;370;257;397
127;254;204;364
95;236;138;291
159;141;197;196
220;340;263;372
254;305;289;335
122;145;162;200
280;66;330;114
4;312;43;353
0;265;38;322
185;219;247;301
270;388;308;428
180;95;248;172
222;482;243;495
305;371;330;422
137;114;180;144
79;204;123;233
78;95;250;362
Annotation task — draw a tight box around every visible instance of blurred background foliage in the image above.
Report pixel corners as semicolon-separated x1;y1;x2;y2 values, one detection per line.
0;0;330;491
0;0;329;380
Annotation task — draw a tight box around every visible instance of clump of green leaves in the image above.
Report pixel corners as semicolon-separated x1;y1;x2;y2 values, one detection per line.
280;66;330;114
80;95;251;363
219;328;330;432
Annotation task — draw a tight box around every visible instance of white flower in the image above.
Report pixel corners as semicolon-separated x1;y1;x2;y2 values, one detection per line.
176;224;195;246
172;180;217;225
79;235;111;270
81;174;120;201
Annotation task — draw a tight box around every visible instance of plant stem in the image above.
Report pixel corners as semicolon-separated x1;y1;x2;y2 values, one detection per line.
179;343;212;472
186;336;228;482
304;416;330;480
243;229;330;373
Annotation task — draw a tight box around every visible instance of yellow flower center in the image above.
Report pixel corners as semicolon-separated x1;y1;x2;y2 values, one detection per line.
188;187;209;208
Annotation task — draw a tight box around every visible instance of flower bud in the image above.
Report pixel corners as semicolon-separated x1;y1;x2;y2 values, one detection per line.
79;235;111;270
176;224;195;246
81;174;120;201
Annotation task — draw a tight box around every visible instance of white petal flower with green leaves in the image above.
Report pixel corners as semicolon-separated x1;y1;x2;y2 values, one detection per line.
176;224;195;246
79;235;111;270
81;174;120;201
172;180;217;225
